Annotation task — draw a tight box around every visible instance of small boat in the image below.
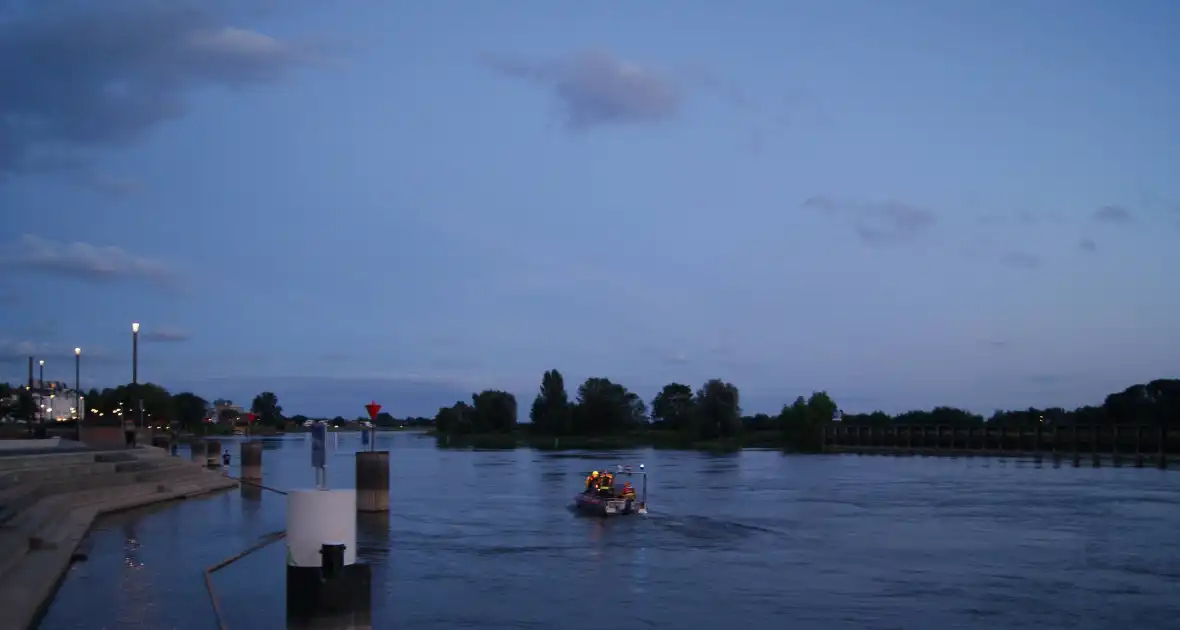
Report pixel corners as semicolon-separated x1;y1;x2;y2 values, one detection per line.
573;464;649;516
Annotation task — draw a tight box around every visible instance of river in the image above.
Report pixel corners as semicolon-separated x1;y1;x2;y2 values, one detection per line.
37;432;1180;630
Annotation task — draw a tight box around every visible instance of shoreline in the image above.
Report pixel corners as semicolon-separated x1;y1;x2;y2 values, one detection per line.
0;449;238;630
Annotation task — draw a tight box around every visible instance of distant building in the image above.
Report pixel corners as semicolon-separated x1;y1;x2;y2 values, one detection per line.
35;389;82;422
0;386;82;423
209;400;246;425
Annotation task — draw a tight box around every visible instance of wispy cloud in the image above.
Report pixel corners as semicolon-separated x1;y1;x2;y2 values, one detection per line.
0;1;317;184
483;50;682;131
803;196;937;246
1000;251;1042;270
1079;238;1098;253
0;339;116;364
1093;205;1133;224
2;235;178;289
142;327;190;343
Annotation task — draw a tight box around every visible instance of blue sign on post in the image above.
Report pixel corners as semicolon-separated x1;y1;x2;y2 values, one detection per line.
310;422;326;469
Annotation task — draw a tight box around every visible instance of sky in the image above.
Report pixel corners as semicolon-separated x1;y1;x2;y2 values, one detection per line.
1;0;1178;418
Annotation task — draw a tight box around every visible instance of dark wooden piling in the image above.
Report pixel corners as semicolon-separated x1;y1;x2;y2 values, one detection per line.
1112;425;1121;466
820;423;1173;463
1159;426;1168;469
190;440;207;464
355;451;390;513
241;440;263;480
204;439;221;468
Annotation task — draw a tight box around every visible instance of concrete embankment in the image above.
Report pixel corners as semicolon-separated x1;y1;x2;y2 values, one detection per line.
0;445;238;630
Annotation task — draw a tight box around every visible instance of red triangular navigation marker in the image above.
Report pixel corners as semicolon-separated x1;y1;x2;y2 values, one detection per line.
364;401;381;420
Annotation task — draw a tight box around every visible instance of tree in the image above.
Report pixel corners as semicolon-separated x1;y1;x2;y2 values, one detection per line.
694;379;742;440
529;369;571;435
16;389;36;424
435;401;475;435
471;390;517;433
373;411;397;427
250;391;283;426
778;391;835;452
651;383;694;432
172;392;209;430
572;377;643;435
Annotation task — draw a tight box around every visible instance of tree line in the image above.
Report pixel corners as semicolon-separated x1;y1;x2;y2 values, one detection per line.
433;371;1180;450
0;383;431;431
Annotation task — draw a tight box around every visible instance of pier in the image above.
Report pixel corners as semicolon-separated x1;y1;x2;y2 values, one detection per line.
824;423;1176;464
0;445;237;630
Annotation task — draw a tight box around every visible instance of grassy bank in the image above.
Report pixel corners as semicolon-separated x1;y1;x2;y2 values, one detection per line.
431;429;791;452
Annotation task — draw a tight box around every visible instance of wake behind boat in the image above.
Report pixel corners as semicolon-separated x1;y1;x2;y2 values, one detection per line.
574;464;648;516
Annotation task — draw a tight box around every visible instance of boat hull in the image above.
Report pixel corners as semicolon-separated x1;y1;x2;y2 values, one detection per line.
574;493;643;516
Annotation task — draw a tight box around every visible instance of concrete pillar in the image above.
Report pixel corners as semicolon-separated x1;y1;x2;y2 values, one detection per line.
241;440;263;480
286;489;371;628
355;451;390;513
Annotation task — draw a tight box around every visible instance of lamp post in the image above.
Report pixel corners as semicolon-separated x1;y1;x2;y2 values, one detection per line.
75;348;82;441
131;322;139;385
38;359;44;390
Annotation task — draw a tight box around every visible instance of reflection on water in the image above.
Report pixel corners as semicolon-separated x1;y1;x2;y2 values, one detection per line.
240;483;263;517
357;512;390;564
37;433;1180;630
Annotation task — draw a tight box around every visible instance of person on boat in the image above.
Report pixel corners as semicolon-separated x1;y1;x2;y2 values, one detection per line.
620;482;636;500
597;471;615;496
584;470;599;493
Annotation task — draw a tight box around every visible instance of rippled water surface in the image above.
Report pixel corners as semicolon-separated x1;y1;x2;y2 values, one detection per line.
38;432;1180;630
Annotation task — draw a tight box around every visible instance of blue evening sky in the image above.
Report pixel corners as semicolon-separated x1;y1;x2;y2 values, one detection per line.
1;1;1177;417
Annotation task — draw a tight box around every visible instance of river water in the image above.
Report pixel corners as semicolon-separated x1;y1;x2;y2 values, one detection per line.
37;432;1180;630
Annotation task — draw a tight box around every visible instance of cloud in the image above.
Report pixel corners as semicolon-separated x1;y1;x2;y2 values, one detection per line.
804;196;937;246
1079;238;1097;253
1000;251;1042;270
1093;205;1133;224
0;1;315;182
0;339;116;365
142;326;190;342
2;235;178;289
483;50;682;130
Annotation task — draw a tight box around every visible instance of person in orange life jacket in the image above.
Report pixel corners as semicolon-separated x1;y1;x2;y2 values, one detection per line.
584;470;599;493
620;482;636;500
597;472;614;496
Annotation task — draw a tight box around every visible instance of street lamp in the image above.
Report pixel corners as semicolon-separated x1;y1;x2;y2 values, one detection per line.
38;359;44;390
131;321;142;431
131;322;139;385
75;347;82;441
